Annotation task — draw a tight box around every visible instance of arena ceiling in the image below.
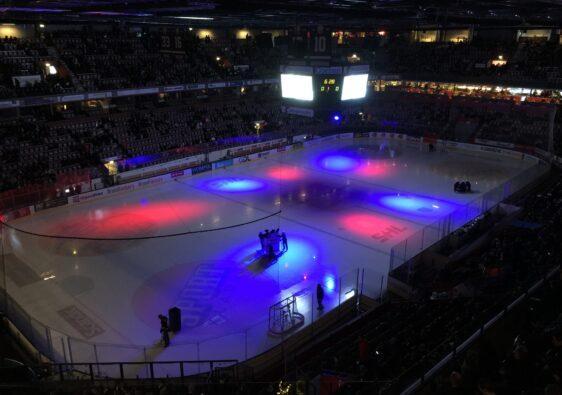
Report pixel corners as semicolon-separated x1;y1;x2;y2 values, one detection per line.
1;0;562;27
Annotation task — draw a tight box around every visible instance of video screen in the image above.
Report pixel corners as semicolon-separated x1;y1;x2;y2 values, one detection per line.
341;74;369;101
281;74;314;101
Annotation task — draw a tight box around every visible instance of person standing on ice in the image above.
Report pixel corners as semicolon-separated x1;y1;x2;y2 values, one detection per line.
316;284;324;310
259;231;265;252
158;314;168;328
158;314;170;347
281;232;288;252
161;325;170;347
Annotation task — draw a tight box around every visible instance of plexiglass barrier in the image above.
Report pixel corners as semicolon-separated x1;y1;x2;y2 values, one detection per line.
389;162;548;272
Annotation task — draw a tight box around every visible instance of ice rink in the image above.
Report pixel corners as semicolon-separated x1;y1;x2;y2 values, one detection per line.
0;137;538;371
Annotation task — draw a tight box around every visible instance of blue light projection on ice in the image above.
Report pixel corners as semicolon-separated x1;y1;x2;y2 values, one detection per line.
324;275;336;293
377;194;458;218
318;155;360;172
204;178;266;193
225;235;330;289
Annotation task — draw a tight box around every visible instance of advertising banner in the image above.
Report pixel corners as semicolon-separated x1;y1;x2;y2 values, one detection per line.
191;163;213;175
170;170;185;178
213;159;234;169
71;190;105;205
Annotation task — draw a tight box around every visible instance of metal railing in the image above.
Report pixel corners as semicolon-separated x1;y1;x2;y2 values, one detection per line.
400;265;560;394
43;359;239;381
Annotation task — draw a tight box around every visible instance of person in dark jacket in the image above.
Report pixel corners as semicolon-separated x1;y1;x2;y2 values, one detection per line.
316;284;324;310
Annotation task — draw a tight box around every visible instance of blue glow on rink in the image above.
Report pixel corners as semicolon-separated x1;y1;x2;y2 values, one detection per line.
376;194;458;218
324;275;336;292
224;234;337;290
319;155;360;172
204;177;267;193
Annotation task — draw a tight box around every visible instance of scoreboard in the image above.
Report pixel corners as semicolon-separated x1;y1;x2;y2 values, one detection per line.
319;76;341;95
282;26;368;119
316;75;342;106
280;64;369;118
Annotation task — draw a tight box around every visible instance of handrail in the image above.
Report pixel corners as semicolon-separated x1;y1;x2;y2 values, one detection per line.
399;265;561;395
30;359;240;382
0;77;280;109
46;359;238;365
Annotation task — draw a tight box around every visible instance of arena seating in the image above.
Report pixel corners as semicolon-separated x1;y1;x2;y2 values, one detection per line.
371;36;562;88
3;29;562;100
420;174;562;395
0;30;281;97
351;92;552;151
0;37;75;98
47;29;280;91
554;112;562;155
0;90;322;193
421;288;562;395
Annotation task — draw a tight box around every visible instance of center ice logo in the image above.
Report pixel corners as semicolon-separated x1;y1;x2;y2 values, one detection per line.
371;225;407;243
174;264;230;329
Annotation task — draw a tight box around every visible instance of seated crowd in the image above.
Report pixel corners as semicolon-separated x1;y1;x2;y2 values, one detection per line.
421;174;562;395
3;28;562;100
0;29;281;97
370;35;562;88
0;89;321;194
357;91;553;150
0;37;74;99
423;270;562;395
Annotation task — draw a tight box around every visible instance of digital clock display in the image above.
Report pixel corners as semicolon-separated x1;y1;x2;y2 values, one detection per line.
320;78;340;93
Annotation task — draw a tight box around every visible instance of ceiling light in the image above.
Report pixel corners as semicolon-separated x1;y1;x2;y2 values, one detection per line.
175;16;214;21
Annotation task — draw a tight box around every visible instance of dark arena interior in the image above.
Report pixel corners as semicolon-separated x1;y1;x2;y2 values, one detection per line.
1;0;562;394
